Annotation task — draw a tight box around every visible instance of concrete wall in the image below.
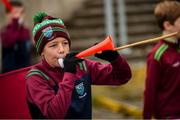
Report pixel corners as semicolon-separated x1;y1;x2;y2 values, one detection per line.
0;0;86;28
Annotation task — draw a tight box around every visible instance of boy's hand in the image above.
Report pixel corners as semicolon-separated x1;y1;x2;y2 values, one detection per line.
63;52;83;74
95;50;119;62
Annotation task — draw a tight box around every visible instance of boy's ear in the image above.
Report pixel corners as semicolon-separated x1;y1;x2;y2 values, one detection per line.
41;52;44;56
163;21;173;31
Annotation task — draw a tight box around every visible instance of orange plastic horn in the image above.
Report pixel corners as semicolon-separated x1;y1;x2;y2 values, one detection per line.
76;36;115;58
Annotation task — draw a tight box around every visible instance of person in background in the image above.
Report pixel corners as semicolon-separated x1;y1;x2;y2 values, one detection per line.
143;0;180;119
26;12;132;119
0;0;31;73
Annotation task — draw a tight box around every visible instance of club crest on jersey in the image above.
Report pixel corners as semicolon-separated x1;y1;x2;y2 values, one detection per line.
42;27;53;39
75;82;85;96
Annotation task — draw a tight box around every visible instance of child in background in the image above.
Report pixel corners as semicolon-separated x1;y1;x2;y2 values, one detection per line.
143;0;180;119
0;1;31;73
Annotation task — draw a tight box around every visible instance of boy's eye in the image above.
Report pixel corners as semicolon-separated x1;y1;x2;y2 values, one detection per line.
49;44;57;47
63;41;69;45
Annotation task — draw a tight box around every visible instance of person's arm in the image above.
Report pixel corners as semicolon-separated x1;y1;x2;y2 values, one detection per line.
26;73;77;118
87;53;131;85
143;55;161;119
19;26;31;41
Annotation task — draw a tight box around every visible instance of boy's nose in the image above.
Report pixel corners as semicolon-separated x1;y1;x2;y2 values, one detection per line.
58;44;65;53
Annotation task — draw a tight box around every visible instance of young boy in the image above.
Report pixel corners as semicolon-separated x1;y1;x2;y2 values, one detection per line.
143;1;180;119
26;12;132;119
0;1;31;73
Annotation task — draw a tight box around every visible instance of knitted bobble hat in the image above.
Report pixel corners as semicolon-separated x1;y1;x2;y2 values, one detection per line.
32;12;70;54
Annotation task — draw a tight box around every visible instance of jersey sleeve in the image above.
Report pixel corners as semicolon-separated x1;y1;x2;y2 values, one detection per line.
143;54;162;119
26;72;77;118
86;55;132;85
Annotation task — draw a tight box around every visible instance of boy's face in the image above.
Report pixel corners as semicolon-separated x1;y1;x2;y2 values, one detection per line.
7;6;24;21
165;16;180;39
174;17;180;38
41;37;70;68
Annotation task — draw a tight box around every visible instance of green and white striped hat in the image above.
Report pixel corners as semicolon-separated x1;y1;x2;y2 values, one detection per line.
33;12;70;54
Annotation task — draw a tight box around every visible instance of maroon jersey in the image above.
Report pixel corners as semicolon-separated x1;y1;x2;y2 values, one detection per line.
26;56;131;119
0;18;30;48
144;39;180;119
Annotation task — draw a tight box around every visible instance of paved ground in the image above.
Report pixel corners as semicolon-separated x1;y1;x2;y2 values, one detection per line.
91;60;146;119
92;107;125;119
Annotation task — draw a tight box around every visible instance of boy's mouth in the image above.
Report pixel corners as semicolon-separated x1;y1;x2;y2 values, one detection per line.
57;55;65;59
